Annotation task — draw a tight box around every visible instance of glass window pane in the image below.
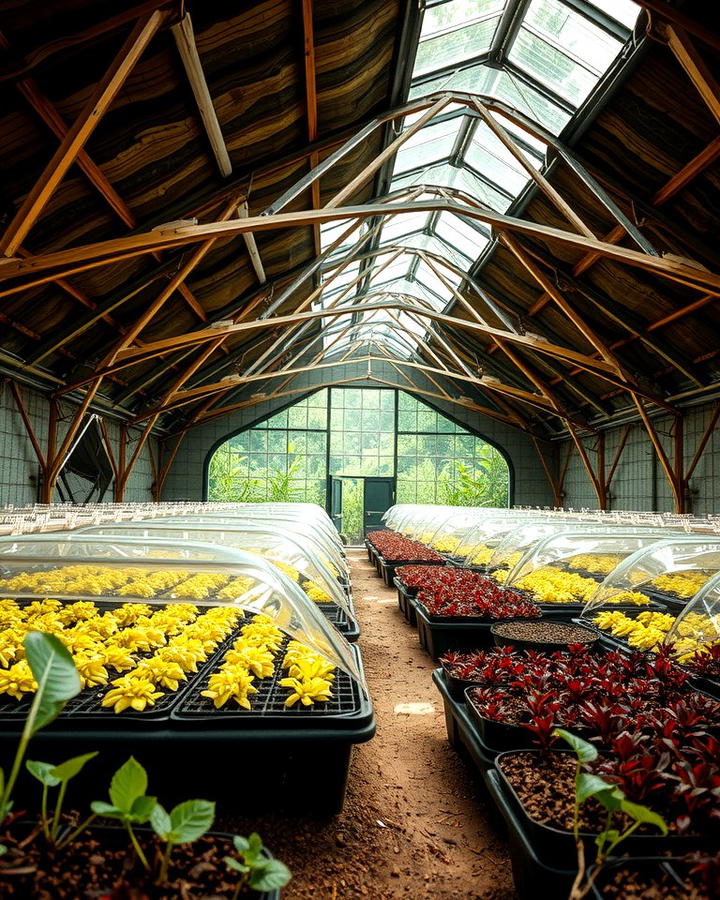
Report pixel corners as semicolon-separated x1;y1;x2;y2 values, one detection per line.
415;17;500;76
524;0;624;74
509;27;598;107
395;118;460;174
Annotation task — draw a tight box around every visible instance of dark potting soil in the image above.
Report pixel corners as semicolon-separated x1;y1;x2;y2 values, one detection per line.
596;865;711;899
498;753;616;833
0;827;268;899
492;621;597;645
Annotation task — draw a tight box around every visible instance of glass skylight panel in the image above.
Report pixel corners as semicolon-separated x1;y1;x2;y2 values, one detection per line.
434;212;489;262
601;0;640;29
524;0;624;73
420;0;505;38
397;230;474;270
414;16;500;77
465;122;534;195
380;210;431;243
394;117;459;175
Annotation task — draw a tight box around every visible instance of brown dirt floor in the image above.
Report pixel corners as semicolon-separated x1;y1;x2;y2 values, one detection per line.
230;551;516;900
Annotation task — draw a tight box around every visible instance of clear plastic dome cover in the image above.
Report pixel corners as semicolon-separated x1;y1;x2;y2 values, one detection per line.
0;535;364;687
168;514;348;576
489;521;686;574
664;569;720;660
582;536;720;617
75;522;351;613
506;530;672;605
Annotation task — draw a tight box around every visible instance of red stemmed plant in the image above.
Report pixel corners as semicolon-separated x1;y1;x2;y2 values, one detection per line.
367;532;443;563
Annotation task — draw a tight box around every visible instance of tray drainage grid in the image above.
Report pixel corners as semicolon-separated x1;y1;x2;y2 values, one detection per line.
175;636;363;721
317;602;349;630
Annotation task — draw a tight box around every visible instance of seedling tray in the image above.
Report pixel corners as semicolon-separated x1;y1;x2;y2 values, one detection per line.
432;669;497;773
6;644;374;815
172;636;371;731
484;768;575;900
316;601;360;641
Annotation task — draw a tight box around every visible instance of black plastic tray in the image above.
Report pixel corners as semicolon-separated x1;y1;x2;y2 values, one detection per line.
0;622;239;728
392;578;418;626
315;601;360;641
172;638;371;731
375;552;445;587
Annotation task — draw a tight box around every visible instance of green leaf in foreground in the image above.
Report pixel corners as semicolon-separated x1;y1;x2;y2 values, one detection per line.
24;633;81;734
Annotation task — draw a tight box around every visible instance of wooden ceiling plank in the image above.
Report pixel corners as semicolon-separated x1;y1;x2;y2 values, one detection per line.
0;10;168;257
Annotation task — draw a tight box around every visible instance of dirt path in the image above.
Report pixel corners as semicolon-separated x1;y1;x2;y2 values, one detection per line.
231;551;515;899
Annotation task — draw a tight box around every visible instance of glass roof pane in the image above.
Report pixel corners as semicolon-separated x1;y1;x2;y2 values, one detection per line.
601;0;641;28
393;230;474;270
523;0;624;74
509;30;604;107
465;122;534;194
414;16;500;76
395;117;460;174
380;211;431;242
433;212;489;261
421;0;505;38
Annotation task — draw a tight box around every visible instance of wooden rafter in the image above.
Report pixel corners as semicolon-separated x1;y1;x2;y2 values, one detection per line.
0;10;168;257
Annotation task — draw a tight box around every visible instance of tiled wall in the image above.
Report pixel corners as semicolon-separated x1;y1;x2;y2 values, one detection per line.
0;381;157;505
161;360;557;506
560;401;719;513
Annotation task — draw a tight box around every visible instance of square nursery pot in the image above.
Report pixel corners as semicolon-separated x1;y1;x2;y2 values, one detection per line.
0;644;374;818
463;686;538;754
491;750;710;871
415;603;504;659
432;669;498;775
393;577;418;626
438;658;492;701
375;552;445;587
0;824;284;900
484;768;576;900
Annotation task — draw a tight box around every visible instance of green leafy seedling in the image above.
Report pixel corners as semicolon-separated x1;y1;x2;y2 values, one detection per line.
225;833;291;898
27;752;98;845
0;633;81;824
150;798;215;883
91;757;157;869
553;729;667;900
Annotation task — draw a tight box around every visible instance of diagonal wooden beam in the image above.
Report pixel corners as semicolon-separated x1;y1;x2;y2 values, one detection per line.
171;13;231;177
0;10;168;256
664;24;720;125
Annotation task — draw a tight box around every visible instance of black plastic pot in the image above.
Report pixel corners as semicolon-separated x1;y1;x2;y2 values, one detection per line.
485;768;576;900
493;750;708;863
432;669;497;774
393;578;418;626
415;603;496;659
464;688;536;752
375;552;445;587
0;824;284;899
438;660;491;701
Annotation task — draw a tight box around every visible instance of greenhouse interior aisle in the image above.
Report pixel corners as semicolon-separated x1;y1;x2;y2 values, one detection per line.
226;551;514;900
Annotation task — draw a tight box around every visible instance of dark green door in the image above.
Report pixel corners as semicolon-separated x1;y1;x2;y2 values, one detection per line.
363;478;395;536
330;477;343;531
